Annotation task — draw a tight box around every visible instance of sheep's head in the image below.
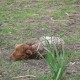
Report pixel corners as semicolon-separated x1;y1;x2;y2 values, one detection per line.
10;44;33;60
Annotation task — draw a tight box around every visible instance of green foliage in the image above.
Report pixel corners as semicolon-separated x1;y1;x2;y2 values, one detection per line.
43;38;69;80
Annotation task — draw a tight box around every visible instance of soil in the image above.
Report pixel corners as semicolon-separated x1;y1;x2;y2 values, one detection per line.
0;1;80;80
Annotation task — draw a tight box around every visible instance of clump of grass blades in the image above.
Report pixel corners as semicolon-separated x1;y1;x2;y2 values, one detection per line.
43;37;68;80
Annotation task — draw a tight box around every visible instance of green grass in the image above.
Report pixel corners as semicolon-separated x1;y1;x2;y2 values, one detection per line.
64;72;80;80
51;5;76;19
54;0;79;4
66;34;80;43
0;28;18;34
37;74;52;80
57;30;66;37
70;51;80;60
36;36;72;80
10;10;38;19
0;0;80;80
1;60;24;79
43;39;68;80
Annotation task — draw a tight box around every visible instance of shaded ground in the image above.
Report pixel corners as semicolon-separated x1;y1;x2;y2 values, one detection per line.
0;0;80;80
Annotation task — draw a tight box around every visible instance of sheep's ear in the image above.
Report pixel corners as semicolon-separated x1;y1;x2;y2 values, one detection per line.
26;50;32;55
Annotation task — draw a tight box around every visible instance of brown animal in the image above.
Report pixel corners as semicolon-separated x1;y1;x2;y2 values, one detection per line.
10;44;32;60
10;41;44;61
10;36;64;60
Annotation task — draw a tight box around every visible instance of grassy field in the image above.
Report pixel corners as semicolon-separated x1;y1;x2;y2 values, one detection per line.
0;0;80;80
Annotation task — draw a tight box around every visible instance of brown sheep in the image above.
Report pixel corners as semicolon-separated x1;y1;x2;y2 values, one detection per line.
10;36;64;60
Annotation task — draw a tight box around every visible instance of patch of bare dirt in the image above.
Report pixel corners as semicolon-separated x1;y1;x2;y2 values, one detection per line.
66;41;80;51
66;59;80;74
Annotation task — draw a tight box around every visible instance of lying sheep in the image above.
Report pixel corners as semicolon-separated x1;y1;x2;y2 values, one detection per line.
10;36;64;60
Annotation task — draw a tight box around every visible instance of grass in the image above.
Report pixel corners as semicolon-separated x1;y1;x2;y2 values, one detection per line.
43;37;69;80
36;36;72;80
37;74;52;80
63;72;80;80
54;0;79;4
38;48;78;80
51;5;76;19
1;60;23;79
0;28;18;34
0;0;80;80
66;34;80;43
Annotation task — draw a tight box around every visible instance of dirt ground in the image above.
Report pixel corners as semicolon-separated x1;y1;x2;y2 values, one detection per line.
0;0;80;80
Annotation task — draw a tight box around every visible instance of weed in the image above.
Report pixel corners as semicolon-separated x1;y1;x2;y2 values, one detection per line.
43;36;70;80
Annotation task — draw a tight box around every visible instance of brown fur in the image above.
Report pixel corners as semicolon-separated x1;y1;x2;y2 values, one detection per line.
10;37;64;61
10;44;33;60
10;41;43;60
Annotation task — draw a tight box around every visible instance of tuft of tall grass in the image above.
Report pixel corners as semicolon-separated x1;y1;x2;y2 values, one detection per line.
42;36;69;80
